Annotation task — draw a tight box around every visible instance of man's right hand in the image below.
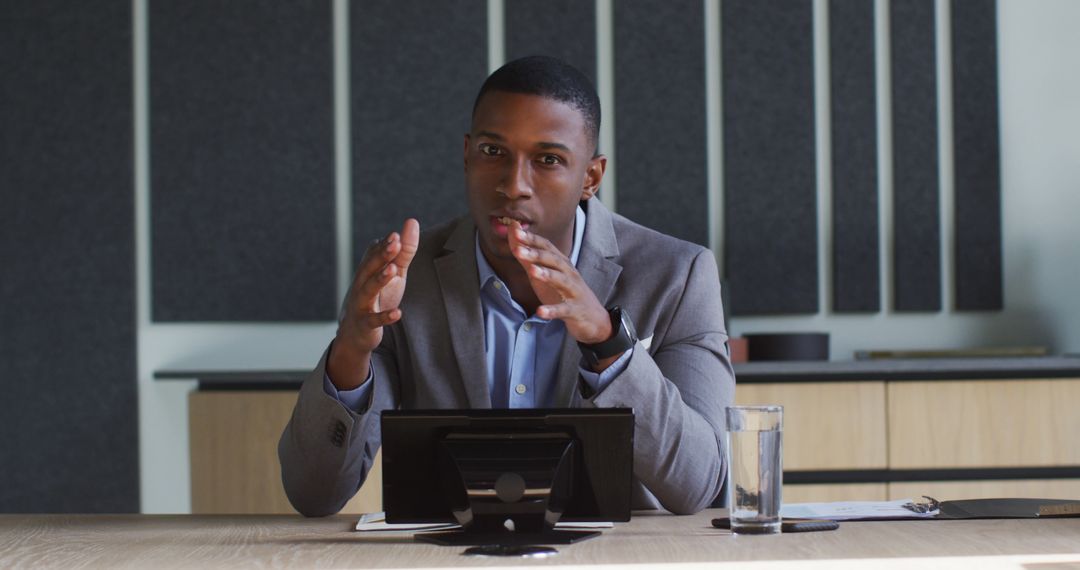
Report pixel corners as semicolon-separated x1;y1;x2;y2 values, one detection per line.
328;219;420;390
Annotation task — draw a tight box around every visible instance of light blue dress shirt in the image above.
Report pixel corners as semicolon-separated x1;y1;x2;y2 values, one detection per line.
326;206;631;412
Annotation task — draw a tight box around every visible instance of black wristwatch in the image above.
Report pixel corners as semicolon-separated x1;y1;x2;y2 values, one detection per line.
578;305;638;369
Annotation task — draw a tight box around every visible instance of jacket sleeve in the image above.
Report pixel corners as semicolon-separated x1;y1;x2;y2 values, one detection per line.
277;337;400;517
582;249;734;514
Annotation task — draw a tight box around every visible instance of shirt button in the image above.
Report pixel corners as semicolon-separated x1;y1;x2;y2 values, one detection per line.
493;281;503;290
523;323;532;332
515;384;527;395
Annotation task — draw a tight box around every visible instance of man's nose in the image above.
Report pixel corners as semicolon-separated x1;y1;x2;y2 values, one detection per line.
497;158;533;199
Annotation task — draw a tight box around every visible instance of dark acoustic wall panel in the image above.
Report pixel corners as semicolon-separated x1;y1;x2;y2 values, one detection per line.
831;0;880;312
613;0;708;246
151;0;336;321
0;1;138;512
505;0;596;85
722;0;818;315
890;0;940;311
351;1;487;257
951;0;1002;310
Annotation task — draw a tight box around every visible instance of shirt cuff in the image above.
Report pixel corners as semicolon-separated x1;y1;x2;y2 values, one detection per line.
578;346;634;396
323;369;374;414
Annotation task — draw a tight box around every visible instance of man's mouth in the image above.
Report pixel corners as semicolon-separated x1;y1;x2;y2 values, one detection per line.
490;215;531;238
496;216;528;227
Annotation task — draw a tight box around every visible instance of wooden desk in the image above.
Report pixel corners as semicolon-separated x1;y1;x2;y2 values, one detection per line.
3;510;1080;568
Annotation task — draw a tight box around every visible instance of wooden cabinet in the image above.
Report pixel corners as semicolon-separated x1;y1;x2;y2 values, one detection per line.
738;377;1080;503
189;391;382;514
735;382;887;470
888;379;1080;468
186;376;1080;511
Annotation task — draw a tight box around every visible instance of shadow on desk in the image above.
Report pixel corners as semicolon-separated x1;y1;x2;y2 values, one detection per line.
3;512;1080;568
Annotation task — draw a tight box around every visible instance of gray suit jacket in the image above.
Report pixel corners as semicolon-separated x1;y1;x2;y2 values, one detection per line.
279;198;735;516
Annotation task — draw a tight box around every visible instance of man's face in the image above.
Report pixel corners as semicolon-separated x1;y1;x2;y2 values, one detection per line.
464;91;604;263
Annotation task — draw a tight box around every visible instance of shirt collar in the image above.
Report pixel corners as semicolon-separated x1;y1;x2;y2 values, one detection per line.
476;204;587;288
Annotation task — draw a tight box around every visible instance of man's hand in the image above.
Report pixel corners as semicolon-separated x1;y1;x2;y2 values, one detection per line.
508;222;620;369
328;219;420;390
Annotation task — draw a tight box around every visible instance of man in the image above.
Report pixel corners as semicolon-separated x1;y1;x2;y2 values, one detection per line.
279;56;735;517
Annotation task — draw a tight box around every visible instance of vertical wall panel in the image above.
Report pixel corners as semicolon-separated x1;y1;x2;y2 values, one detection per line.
890;0;940;311
0;1;138;512
722;0;818;315
952;0;1002;310
150;0;336;322
351;1;487;255
831;0;880;312
614;0;708;246
505;0;596;85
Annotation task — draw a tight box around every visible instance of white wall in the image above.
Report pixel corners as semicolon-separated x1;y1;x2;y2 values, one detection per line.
136;0;1080;513
997;0;1080;353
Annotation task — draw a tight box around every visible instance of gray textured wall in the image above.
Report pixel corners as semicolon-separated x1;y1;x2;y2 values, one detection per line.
350;0;485;253
2;0;1005;513
952;0;1002;311
831;0;880;312
142;0;1005;320
615;0;709;247
891;0;942;312
1;0;138;512
150;0;337;322
722;0;819;315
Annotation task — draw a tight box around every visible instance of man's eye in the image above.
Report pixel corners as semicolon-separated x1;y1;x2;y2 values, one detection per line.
479;144;502;157
540;155;561;165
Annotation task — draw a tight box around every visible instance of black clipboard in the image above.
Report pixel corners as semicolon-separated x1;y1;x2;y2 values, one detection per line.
824;497;1080;521
933;497;1080;519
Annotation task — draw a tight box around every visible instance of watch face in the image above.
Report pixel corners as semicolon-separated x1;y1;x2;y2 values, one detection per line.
604;306;636;354
617;307;637;344
581;306;638;362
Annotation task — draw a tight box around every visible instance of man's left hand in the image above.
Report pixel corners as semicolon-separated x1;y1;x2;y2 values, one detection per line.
508;221;613;346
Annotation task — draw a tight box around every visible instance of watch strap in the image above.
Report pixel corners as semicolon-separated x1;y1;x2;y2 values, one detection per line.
579;306;636;366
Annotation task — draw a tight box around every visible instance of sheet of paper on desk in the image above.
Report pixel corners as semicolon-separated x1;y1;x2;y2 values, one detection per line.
355;512;614;532
781;498;939;521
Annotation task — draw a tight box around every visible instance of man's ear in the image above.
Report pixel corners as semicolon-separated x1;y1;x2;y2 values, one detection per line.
579;154;607;201
462;134;471;171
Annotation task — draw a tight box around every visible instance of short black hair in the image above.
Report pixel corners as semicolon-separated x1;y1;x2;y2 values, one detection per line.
472;55;601;156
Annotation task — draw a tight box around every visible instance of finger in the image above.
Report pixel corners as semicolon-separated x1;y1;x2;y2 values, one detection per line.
528;262;576;297
354;232;401;289
360;307;402;329
362;231;399;260
507;219;525;249
352;263;396;311
511;223;562;256
510;221;573;270
536;303;571;321
392;218;420;274
513;242;573;272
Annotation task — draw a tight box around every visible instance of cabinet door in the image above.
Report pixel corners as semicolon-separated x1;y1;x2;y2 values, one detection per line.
736;382;887;470
888;379;1080;468
189;391;382;514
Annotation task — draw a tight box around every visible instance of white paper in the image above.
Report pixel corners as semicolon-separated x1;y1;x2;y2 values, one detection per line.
354;512;614;532
780;498;939;521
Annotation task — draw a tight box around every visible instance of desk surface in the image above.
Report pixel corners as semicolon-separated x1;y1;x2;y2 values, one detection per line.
3;510;1080;569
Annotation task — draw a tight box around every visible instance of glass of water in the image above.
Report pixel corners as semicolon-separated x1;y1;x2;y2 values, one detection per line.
725;405;783;534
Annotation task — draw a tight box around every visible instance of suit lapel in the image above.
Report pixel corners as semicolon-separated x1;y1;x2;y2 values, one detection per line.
552;199;622;408
433;218;491;409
